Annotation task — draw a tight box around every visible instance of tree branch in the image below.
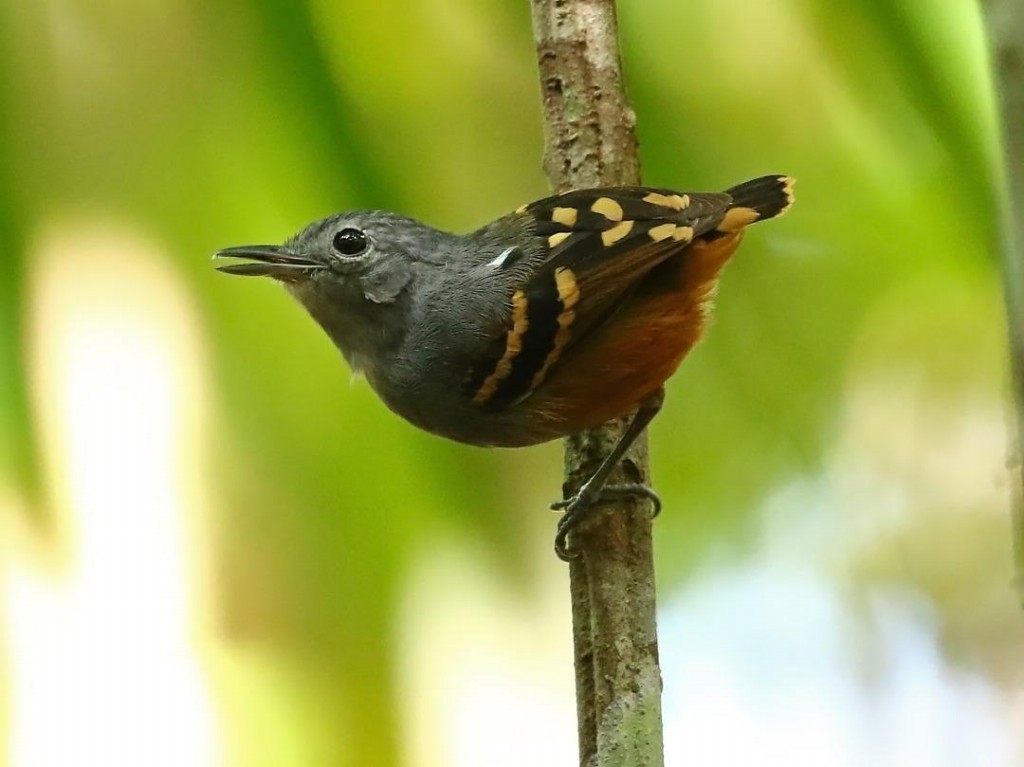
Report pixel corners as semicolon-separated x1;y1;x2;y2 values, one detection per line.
984;0;1024;607
528;1;664;764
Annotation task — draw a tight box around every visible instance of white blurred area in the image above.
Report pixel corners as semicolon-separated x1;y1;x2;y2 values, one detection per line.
2;224;219;767
399;544;578;767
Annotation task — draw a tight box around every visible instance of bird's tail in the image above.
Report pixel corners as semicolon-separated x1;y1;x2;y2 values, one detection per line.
724;175;795;223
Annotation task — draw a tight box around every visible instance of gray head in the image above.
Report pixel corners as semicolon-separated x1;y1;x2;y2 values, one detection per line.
215;210;455;373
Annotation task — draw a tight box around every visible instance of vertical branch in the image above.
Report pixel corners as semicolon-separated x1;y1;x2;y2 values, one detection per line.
528;1;664;765
984;0;1024;607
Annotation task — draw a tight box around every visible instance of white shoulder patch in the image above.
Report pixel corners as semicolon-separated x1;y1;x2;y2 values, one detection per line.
487;246;519;269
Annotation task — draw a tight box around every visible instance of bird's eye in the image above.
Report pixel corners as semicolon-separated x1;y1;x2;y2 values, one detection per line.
332;228;369;256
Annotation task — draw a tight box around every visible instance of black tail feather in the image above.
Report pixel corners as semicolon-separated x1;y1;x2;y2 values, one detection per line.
725;175;795;221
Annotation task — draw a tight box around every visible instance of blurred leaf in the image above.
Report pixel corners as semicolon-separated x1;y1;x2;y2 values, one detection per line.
0;3;40;515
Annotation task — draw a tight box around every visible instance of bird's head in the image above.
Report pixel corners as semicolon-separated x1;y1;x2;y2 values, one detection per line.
215;211;452;371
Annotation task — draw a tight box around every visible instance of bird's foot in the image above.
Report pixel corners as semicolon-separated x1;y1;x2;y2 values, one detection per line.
552;483;661;561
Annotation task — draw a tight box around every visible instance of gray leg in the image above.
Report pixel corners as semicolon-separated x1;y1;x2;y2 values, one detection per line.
552;389;664;560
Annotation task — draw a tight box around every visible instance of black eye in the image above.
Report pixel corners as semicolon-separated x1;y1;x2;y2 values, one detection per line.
332;228;369;256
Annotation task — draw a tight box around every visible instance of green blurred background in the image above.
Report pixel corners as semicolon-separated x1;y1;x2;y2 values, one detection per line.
1;0;1020;765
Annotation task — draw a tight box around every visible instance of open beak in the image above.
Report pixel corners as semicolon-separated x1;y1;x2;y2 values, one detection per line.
213;245;323;279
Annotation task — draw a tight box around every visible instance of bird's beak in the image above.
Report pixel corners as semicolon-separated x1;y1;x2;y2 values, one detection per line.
213;245;323;279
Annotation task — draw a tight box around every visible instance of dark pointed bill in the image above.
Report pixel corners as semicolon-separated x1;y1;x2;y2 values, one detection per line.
213;245;322;278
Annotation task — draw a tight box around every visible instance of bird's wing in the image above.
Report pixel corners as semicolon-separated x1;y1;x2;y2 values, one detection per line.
464;186;735;411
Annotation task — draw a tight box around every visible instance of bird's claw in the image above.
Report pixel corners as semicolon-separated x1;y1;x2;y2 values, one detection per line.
552;483;661;561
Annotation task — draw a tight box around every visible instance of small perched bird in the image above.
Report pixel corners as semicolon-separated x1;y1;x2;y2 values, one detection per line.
216;174;794;558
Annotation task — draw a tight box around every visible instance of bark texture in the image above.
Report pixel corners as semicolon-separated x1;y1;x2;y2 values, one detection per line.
528;1;664;764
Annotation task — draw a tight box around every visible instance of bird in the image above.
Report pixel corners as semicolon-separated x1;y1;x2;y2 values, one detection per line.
215;174;795;558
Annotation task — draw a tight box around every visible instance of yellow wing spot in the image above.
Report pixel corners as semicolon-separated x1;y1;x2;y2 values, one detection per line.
778;176;796;215
530;268;579;391
554;266;580;308
548;232;571;249
718;206;760;232
672;225;695;242
643;192;689;211
515;203;529;214
551;206;578;227
601;219;634;246
591;197;624;222
648;223;677;242
473;291;529;405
